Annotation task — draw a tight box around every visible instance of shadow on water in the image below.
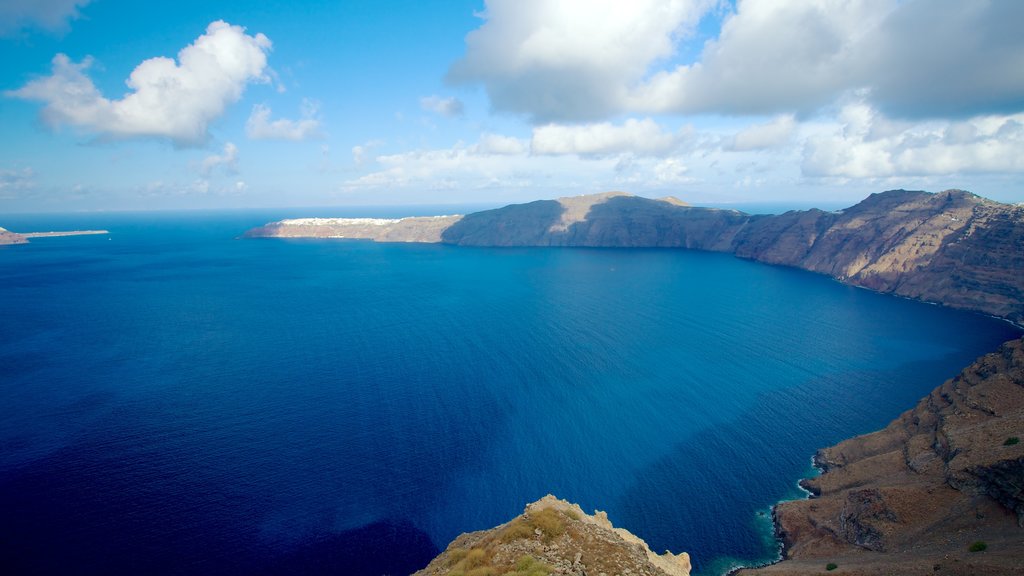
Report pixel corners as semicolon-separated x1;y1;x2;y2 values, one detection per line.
0;420;439;576
252;521;438;576
614;347;1019;576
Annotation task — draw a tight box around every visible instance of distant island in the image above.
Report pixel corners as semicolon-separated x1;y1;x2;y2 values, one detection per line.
0;227;109;245
247;189;1024;325
247;188;1024;575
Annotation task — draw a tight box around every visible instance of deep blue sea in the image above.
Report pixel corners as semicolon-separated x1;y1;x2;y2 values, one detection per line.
1;210;1019;576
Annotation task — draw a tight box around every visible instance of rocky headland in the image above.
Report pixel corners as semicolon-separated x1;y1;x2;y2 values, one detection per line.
739;337;1024;576
247;189;1024;324
413;495;691;576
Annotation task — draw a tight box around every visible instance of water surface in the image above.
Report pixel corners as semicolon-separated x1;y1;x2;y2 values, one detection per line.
0;211;1018;575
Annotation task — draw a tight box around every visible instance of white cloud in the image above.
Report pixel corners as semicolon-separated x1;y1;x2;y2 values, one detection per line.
0;0;90;36
7;21;271;146
729;115;796;151
651;158;692;184
802;102;1024;178
351;139;384;166
246;99;323;141
451;0;1024;122
473;133;528;155
448;0;716;123
0;167;37;199
531;118;682;157
201;142;239;176
420;95;465;118
340;133;707;197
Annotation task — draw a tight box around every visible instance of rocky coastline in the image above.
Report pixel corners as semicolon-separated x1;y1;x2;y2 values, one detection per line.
736;337;1024;576
247;189;1024;325
245;189;1023;575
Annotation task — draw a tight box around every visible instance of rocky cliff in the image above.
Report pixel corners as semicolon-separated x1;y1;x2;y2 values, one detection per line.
0;227;28;245
247;189;1024;324
414;495;691;576
737;337;1024;576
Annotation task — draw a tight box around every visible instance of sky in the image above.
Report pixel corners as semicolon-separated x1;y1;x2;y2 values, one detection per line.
1;0;1023;212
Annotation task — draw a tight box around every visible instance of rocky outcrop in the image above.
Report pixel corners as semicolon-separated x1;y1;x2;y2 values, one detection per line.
0;227;28;245
739;337;1024;576
414;495;690;576
247;189;1024;324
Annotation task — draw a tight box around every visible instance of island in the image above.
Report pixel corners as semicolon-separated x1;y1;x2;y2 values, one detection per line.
0;227;109;245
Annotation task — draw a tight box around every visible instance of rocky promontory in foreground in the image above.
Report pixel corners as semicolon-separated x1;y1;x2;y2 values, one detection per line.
246;189;1024;324
739;337;1024;576
413;495;691;576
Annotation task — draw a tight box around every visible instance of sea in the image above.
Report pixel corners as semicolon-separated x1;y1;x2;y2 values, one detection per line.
0;208;1020;576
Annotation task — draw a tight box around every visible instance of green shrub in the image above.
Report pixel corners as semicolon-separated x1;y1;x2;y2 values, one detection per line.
507;555;553;576
969;541;987;552
826;562;838;571
498;509;565;544
1004;436;1020;446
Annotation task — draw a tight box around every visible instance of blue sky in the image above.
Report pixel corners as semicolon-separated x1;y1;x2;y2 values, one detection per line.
2;0;1023;212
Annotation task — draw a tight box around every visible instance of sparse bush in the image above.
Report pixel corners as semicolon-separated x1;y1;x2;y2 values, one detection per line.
529;508;565;541
969;541;987;552
826;562;838;571
498;509;566;543
1004;436;1020;446
507;555;553;576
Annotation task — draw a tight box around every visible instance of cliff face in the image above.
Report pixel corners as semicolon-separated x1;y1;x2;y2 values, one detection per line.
0;227;28;245
439;189;1024;323
414;495;691;576
733;190;1024;323
739;337;1024;576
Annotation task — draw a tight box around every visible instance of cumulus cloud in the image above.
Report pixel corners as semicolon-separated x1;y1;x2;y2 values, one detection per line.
531;118;682;157
451;0;1024;122
246;99;323;140
448;0;715;123
420;95;465;117
0;167;37;199
473;133;528;155
341;133;708;197
0;0;90;36
729;115;796;151
201;142;239;176
802;102;1024;178
7;21;272;146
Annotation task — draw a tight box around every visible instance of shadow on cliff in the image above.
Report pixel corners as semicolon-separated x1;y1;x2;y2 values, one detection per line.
562;196;747;248
440;195;752;249
441;199;565;246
